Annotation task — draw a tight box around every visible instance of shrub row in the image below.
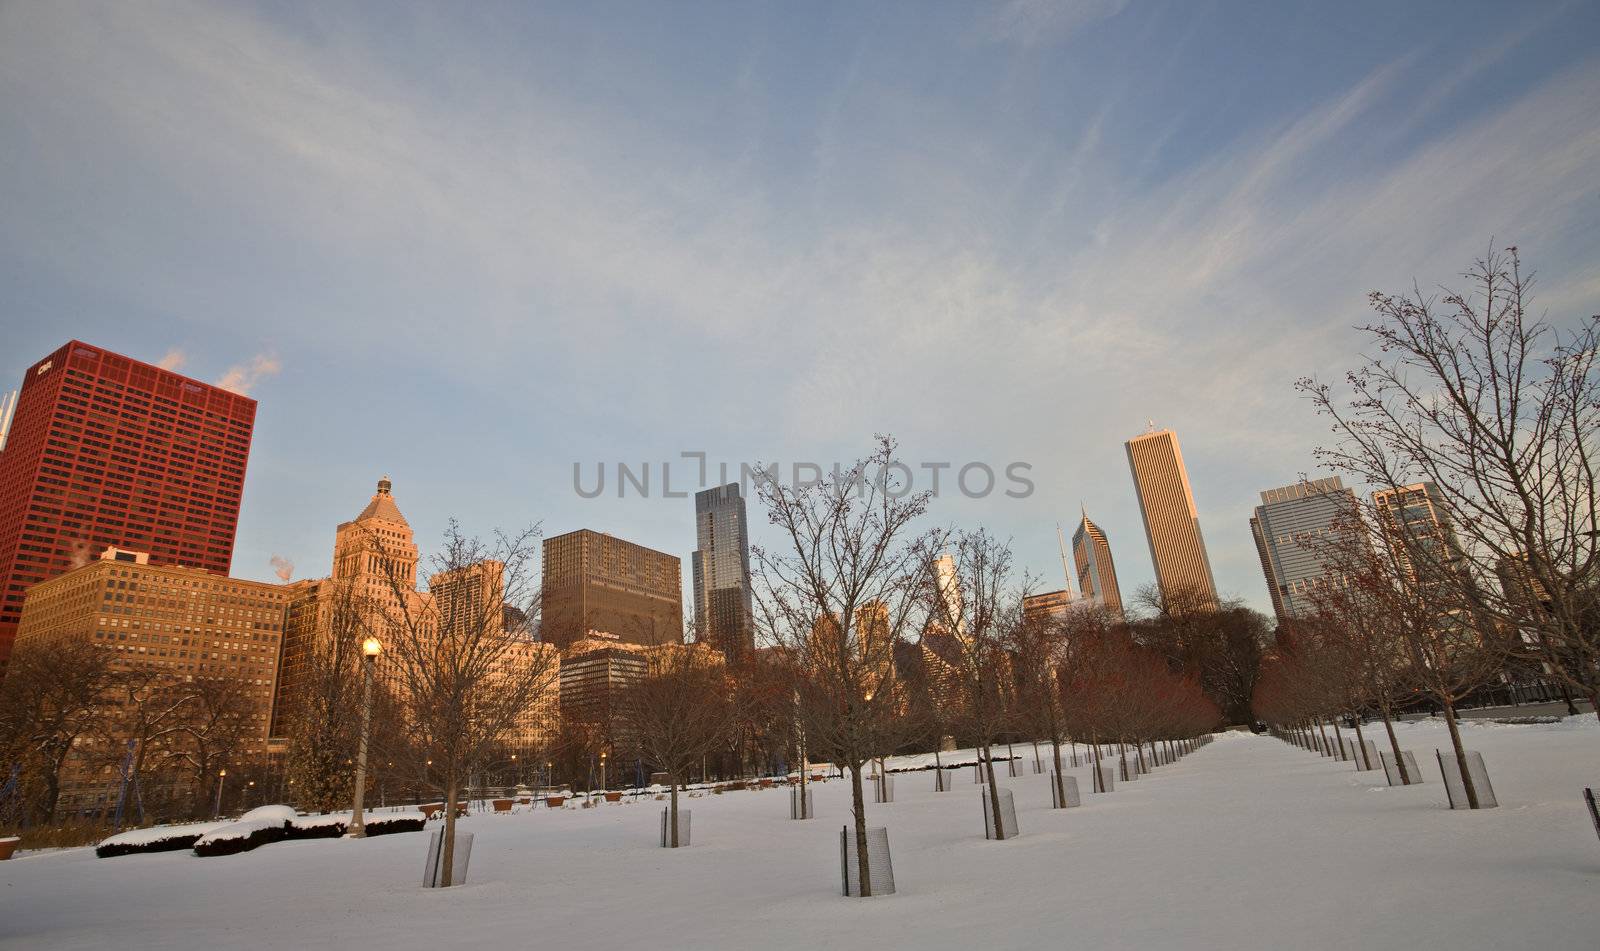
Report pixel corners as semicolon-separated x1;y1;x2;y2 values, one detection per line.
95;830;208;859
193;820;289;857
98;813;425;858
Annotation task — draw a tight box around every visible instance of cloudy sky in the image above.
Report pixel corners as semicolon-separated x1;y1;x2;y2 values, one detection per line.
3;0;1598;617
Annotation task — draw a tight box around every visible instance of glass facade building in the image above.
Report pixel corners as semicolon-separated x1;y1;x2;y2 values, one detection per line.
691;483;754;659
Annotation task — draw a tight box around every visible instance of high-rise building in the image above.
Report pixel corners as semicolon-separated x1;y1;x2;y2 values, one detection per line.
13;546;287;811
691;483;754;659
1022;590;1074;623
1071;511;1124;617
1250;476;1356;623
0;341;256;672
271;478;431;740
1372;482;1467;592
540;530;683;649
1125;427;1218;606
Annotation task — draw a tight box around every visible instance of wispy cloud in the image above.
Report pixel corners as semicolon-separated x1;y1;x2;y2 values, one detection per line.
985;0;1131;48
215;353;281;396
1;1;1595;607
155;347;186;371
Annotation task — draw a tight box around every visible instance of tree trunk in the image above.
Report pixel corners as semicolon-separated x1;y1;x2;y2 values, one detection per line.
1050;736;1065;807
1091;738;1104;792
1330;717;1346;761
798;738;808;819
1315;720;1332;757
1440;701;1480;809
669;773;680;847
1379;706;1409;784
849;758;871;897
982;742;1005;840
1352;716;1371;771
441;768;459;887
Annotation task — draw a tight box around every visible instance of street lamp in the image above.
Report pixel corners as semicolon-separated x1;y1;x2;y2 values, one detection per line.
599;751;608;796
214;768;227;818
349;636;382;838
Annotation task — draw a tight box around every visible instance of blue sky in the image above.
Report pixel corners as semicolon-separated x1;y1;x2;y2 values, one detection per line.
3;0;1598;617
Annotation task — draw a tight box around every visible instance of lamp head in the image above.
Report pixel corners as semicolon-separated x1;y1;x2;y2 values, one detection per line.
363;637;382;658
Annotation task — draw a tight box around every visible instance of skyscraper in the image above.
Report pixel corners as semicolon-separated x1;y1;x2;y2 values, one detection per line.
1071;510;1124;617
540;529;684;649
691;483;754;659
1250;476;1356;623
271;477;430;740
0;341;256;672
1125;427;1218;606
1372;482;1466;593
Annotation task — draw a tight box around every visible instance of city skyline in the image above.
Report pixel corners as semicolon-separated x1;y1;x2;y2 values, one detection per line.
3;2;1599;620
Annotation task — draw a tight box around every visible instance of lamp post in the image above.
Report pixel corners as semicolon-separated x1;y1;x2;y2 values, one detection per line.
348;636;382;838
214;768;227;818
600;751;608;796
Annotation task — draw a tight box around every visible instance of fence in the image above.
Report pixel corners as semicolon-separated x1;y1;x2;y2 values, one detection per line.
981;787;1019;840
790;786;814;820
659;807;692;847
1437;751;1498;809
1380;750;1423;787
1048;773;1081;809
840;826;895;897
422;829;473;887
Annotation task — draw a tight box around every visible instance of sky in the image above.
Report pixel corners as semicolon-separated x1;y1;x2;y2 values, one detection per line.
2;0;1598;618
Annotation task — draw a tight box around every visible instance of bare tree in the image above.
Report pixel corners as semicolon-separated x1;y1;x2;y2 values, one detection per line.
99;668;197;826
0;639;114;824
616;646;735;846
924;529;1023;839
164;676;258;820
375;520;559;886
751;436;935;897
1130;583;1269;725
1298;246;1600;717
282;580;368;814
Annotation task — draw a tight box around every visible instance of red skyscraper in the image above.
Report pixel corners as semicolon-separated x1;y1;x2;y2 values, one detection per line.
0;341;256;671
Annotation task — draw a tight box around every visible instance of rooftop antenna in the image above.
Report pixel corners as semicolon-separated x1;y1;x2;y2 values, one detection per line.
1055;522;1075;599
0;390;16;453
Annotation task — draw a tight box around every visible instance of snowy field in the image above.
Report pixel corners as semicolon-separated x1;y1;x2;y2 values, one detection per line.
4;718;1598;951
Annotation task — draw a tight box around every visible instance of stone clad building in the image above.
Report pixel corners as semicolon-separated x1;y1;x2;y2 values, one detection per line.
13;546;288;811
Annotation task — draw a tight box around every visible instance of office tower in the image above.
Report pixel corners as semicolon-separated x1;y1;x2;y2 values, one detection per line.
558;636;648;741
0;341;256;671
1125;427;1218;606
1250;476;1357;623
1072;510;1124;617
540;529;684;649
13;546;287;811
691;483;754;659
1372;482;1467;592
271;477;431;740
1022;590;1074;623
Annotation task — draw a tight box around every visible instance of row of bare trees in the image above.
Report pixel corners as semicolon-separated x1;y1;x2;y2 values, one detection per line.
0;640;263;828
1254;246;1598;808
1296;246;1600;719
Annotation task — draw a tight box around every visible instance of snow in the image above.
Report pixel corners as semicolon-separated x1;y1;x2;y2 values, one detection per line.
193;817;287;848
6;717;1598;950
237;805;298;825
94;820;229;850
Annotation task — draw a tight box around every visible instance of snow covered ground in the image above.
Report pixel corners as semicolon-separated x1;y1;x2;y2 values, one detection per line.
4;717;1597;950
